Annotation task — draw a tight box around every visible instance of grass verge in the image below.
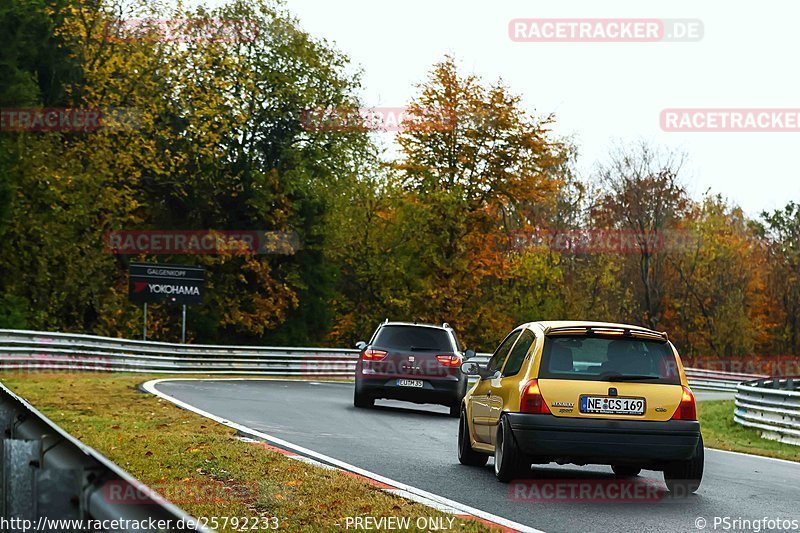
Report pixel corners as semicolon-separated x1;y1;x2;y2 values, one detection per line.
698;400;799;462
0;373;496;532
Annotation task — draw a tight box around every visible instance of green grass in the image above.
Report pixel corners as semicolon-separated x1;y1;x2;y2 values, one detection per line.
699;400;800;462
0;373;495;532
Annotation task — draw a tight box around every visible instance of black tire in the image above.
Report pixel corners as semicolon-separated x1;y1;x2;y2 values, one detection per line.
494;415;529;482
448;401;461;418
663;434;704;495
612;465;641;477
353;388;374;409
458;409;489;466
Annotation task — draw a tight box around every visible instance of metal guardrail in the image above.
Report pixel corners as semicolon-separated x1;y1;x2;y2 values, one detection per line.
734;377;800;446
0;382;209;532
0;329;757;391
0;329;361;376
682;368;765;392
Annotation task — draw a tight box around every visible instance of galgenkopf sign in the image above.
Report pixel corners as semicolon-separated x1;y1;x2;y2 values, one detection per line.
128;262;205;305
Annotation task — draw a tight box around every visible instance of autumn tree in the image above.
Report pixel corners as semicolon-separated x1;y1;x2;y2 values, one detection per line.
392;56;569;348
323;165;419;344
1;1;795;359
667;196;769;357
760;202;800;355
0;0;84;328
0;0;371;342
592;142;691;330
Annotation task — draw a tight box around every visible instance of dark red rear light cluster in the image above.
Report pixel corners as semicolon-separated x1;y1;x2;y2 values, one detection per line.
361;348;388;361
435;355;461;367
671;386;697;420
520;379;551;414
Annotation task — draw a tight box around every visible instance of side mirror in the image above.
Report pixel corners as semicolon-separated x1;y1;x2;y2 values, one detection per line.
460;361;481;376
355;341;367;350
464;349;476;360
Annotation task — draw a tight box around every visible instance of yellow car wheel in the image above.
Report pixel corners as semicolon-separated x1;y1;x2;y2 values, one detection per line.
458;410;488;467
494;415;529;482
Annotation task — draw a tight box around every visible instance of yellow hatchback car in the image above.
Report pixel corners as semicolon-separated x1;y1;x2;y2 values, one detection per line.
458;321;703;493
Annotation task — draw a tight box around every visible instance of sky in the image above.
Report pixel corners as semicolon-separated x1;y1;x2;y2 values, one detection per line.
226;0;800;216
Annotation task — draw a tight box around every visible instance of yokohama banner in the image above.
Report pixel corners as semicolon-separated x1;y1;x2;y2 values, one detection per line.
128;263;205;304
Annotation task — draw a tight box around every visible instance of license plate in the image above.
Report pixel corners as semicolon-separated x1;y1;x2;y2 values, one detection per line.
397;379;423;388
580;396;645;415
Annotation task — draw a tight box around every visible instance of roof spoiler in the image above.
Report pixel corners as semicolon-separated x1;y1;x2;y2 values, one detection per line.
543;325;668;342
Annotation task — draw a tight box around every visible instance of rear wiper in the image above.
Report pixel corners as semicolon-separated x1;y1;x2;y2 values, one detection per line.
599;373;660;382
409;346;440;351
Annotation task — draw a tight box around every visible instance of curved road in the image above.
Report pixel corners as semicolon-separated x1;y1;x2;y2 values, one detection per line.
153;380;800;532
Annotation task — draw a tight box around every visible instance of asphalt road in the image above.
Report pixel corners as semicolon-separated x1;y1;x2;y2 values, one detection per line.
154;380;800;533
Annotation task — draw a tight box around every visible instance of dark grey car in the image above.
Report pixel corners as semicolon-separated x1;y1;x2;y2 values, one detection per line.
353;321;474;417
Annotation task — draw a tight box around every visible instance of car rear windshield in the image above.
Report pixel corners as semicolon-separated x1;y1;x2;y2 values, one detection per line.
539;335;681;385
372;325;453;352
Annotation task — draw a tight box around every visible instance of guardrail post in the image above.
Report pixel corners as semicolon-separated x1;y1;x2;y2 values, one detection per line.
181;304;187;344
35;436;84;521
2;437;40;522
